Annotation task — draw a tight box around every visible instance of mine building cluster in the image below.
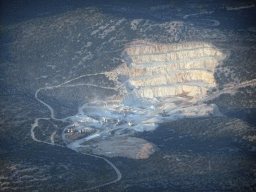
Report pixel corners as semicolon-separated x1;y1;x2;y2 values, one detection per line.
66;126;94;135
66;126;76;134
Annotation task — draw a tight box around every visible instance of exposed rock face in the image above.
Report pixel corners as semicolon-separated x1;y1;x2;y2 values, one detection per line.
108;41;227;100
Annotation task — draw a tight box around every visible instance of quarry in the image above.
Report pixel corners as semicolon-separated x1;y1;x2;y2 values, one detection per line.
1;1;256;191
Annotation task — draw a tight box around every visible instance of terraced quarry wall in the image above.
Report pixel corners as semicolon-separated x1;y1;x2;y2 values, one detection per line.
109;41;227;100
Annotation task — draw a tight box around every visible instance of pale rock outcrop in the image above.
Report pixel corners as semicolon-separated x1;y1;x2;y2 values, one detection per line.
129;70;216;87
107;41;227;101
129;57;219;77
136;84;209;98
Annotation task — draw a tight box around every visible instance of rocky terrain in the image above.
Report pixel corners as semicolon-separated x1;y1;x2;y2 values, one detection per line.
1;0;256;191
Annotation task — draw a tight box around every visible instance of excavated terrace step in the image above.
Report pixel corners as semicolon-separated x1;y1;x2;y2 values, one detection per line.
128;69;216;87
134;82;214;98
129;47;225;64
125;41;212;55
129;57;219;77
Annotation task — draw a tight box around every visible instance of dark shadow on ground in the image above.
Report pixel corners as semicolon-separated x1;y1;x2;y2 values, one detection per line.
1;0;172;25
135;121;256;160
0;134;118;191
219;107;256;127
